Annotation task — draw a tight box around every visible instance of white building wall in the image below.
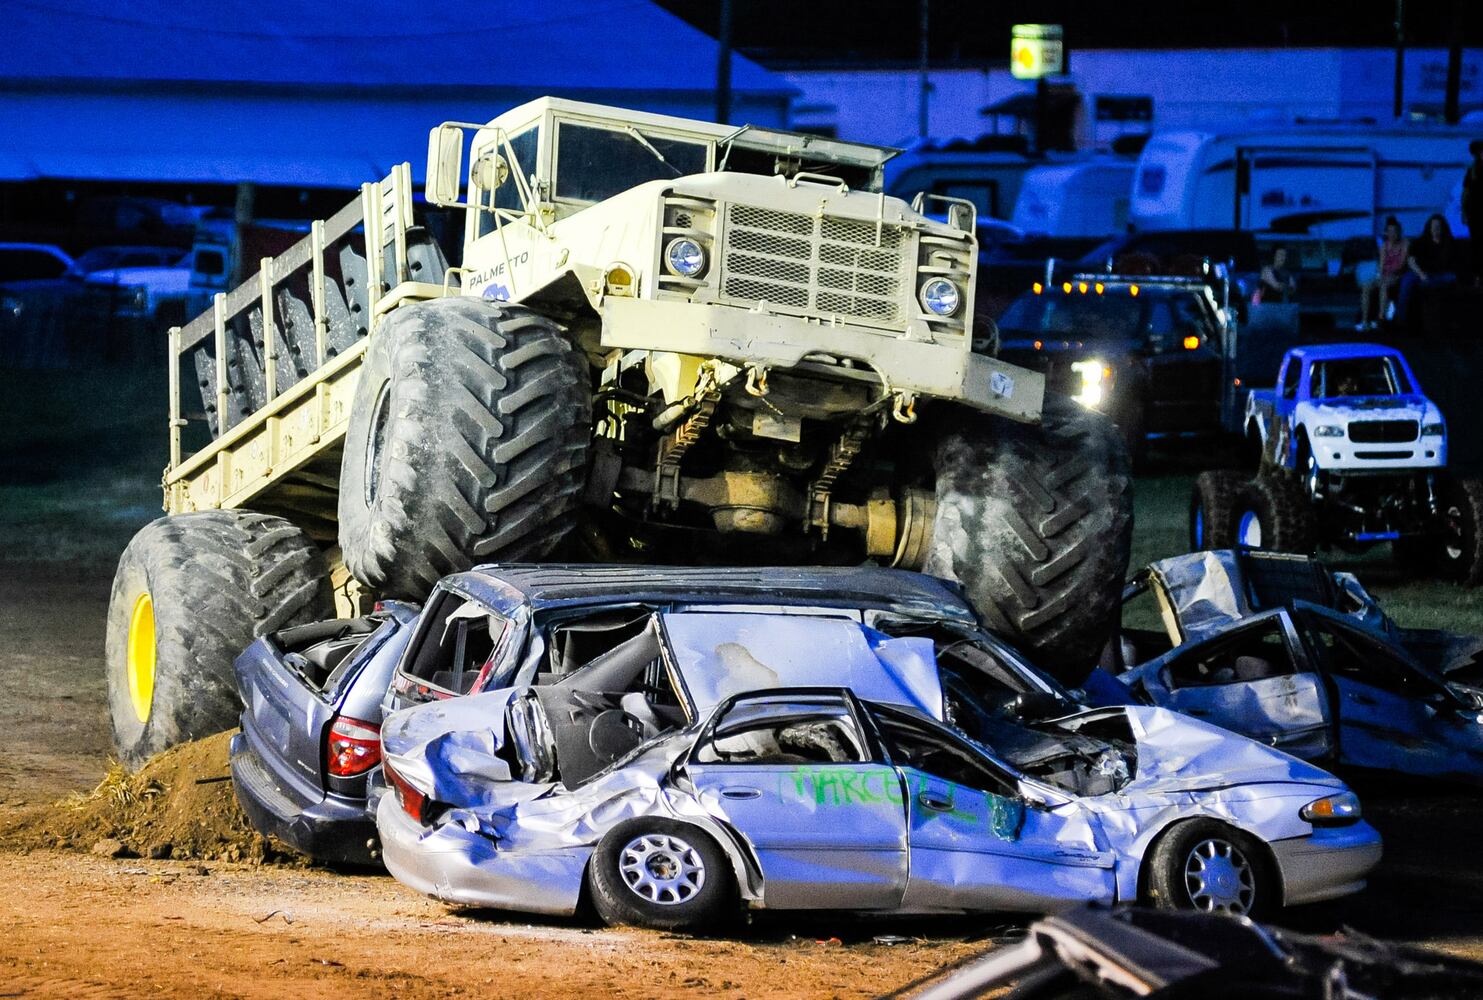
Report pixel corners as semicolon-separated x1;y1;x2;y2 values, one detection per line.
782;48;1483;148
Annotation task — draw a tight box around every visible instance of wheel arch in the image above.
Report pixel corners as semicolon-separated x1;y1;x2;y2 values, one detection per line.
1129;815;1286;908
584;810;764;906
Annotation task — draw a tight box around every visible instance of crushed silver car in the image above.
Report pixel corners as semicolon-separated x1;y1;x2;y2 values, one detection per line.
375;610;1379;930
1095;549;1483;782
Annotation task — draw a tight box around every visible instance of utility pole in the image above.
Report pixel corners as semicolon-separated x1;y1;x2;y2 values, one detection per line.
918;0;930;139
1393;0;1406;119
716;0;733;125
1445;0;1463;124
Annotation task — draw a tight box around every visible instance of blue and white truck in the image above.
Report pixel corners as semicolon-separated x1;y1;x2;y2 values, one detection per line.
1190;343;1482;582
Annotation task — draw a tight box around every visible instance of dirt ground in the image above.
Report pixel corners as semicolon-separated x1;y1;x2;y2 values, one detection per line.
5;435;1483;996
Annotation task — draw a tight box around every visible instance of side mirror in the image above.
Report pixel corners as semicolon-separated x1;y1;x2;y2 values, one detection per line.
425;124;465;207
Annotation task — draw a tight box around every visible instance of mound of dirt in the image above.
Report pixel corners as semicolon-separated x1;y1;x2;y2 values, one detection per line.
0;730;298;863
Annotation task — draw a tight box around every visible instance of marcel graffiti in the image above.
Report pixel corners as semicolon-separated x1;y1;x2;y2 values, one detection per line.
779;766;1024;840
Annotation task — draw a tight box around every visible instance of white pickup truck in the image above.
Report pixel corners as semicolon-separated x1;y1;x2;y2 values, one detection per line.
1189;343;1481;583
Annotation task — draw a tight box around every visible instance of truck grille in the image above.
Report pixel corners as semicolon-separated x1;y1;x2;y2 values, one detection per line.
718;204;913;329
1348;420;1419;443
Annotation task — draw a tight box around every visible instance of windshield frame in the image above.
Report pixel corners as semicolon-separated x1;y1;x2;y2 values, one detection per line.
549;113;716;211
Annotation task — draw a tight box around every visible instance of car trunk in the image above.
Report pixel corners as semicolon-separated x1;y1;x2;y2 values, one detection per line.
234;616;393;802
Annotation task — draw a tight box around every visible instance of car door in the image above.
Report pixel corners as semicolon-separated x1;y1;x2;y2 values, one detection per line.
685;690;909;911
867;704;1114;914
1295;609;1482;777
1157;611;1334;759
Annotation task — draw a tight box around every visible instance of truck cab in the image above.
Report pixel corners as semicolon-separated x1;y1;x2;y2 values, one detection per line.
1246;344;1446;486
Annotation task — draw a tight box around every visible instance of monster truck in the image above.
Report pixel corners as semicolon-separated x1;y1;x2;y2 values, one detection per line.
1189;342;1482;582
105;98;1132;767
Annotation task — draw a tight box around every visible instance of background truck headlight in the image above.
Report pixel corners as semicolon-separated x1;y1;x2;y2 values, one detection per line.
1313;425;1345;438
1070;360;1110;408
664;238;706;277
919;277;961;316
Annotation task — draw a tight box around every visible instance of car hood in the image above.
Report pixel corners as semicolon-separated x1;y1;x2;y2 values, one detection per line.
1119;705;1343;795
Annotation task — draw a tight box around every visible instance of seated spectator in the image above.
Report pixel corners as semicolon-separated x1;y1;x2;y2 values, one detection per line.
1359;216;1407;330
1254;245;1296;304
1396;213;1458;326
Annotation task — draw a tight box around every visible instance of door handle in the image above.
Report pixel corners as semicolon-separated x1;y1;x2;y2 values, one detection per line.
917;792;953;812
720;787;761;800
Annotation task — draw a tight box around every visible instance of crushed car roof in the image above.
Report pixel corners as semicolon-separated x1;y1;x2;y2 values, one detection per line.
450;564;978;621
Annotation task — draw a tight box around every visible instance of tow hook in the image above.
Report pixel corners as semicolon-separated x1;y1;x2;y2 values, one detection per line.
745;365;770;397
892;392;918;424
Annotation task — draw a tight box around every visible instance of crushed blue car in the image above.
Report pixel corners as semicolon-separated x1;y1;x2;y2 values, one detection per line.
1095;549;1483;782
374;603;1378;929
230;565;1011;864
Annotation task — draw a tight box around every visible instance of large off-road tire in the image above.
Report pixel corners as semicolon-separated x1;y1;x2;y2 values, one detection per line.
587;818;737;932
106;511;333;769
1189;470;1247;550
1433;476;1483;585
338;297;592;600
1142;819;1276;920
925;395;1134;684
1234;473;1316;553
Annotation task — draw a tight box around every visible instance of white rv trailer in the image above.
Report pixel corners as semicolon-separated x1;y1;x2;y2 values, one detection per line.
1010;158;1136;237
1130;123;1478;239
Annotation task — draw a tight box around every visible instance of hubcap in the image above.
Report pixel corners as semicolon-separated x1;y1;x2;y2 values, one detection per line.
618;833;706;906
1184;838;1256;914
126;592;157;724
1238;509;1263;548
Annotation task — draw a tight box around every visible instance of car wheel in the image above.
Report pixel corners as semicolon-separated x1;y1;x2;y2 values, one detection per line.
1144;819;1274;920
1435;477;1483;586
588;819;737;932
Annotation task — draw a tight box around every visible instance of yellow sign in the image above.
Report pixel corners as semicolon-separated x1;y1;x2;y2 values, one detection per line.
1011;23;1063;80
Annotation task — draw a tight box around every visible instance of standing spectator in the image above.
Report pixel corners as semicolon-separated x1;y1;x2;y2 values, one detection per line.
1464;140;1483;285
1255;245;1296;303
1396;214;1457;327
1359;216;1407;330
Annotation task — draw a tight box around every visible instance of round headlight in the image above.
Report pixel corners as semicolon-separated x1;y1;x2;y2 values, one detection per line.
664;238;706;278
920;277;961;316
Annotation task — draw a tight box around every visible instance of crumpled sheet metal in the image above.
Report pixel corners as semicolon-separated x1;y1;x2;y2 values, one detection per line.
662;612;943;718
1147;551;1252;644
378;682;1367;917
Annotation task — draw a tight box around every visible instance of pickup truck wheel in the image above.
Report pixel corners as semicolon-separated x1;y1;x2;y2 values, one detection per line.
926;396;1134;684
588;819;737;932
1435;477;1483;585
339;298;592;599
1189;470;1246;550
1235;474;1315;553
105;512;333;769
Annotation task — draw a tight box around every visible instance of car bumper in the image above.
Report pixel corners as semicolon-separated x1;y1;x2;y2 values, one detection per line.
228;733;378;865
597;296;1045;423
376;796;588;915
1270;821;1383;906
1317;443;1445;471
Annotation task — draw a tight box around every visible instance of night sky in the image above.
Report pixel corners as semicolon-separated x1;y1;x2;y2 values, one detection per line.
655;0;1481;65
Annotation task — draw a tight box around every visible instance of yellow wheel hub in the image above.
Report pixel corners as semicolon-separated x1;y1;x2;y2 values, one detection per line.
126;592;157;724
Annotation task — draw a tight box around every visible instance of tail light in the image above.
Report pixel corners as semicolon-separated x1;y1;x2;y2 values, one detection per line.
383;759;429;824
326;716;381;777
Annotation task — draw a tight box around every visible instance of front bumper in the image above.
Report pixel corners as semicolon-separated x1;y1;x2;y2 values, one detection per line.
1316;442;1445;472
598;296;1044;423
228;733;378;865
1270;820;1383;906
376;796;589;916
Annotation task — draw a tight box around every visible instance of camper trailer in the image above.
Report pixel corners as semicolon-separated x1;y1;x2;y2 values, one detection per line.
1011;158;1136;237
1130;123;1477;238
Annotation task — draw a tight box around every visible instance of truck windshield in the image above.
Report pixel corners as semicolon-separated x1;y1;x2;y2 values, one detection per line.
554;122;709;204
1312;357;1411;398
999;293;1143;341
